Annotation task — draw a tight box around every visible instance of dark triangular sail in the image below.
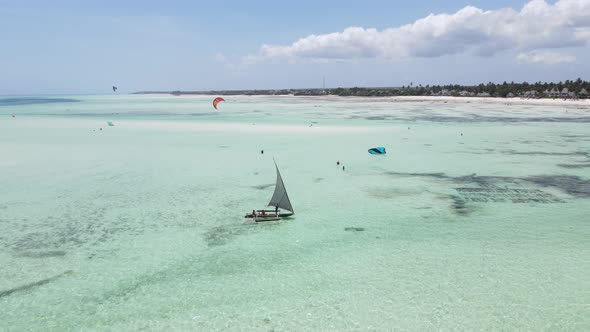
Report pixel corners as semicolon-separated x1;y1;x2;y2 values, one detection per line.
268;162;294;213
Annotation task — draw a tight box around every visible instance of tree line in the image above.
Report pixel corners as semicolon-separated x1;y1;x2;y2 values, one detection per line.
328;78;589;98
134;78;590;98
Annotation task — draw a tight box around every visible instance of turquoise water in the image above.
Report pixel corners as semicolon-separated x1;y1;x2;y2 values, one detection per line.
1;95;589;331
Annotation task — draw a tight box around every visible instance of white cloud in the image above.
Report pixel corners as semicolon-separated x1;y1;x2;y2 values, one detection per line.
247;0;590;63
212;53;234;67
516;51;576;64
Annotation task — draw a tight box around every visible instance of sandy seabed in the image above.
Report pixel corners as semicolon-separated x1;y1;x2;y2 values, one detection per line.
0;94;589;331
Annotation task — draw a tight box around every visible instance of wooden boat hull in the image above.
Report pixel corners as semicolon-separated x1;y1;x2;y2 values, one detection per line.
254;215;280;222
245;210;294;222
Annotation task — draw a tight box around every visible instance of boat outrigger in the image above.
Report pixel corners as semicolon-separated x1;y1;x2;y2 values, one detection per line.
245;161;294;222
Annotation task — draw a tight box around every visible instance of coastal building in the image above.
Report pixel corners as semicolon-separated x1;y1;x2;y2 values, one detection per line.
477;92;491;97
522;90;538;98
579;88;588;98
561;88;570;98
506;92;515;98
547;88;560;98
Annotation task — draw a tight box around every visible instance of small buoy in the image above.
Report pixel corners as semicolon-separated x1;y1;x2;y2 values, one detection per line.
342;166;345;171
261;150;264;154
337;161;340;166
461;133;463;136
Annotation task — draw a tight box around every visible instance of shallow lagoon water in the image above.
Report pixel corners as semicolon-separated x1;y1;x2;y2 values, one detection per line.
1;95;589;331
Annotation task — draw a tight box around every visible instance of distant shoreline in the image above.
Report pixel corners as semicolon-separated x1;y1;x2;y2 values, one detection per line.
133;80;590;101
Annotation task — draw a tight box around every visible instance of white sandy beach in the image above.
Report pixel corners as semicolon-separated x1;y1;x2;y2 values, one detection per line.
386;95;590;107
159;93;590;108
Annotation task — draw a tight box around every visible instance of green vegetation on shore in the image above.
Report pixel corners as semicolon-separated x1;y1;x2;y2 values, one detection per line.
134;78;590;99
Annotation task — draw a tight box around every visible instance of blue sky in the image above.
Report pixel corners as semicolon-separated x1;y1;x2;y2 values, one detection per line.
1;0;588;94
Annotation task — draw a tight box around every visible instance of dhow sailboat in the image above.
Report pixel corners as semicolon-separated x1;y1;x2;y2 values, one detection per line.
245;161;294;222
